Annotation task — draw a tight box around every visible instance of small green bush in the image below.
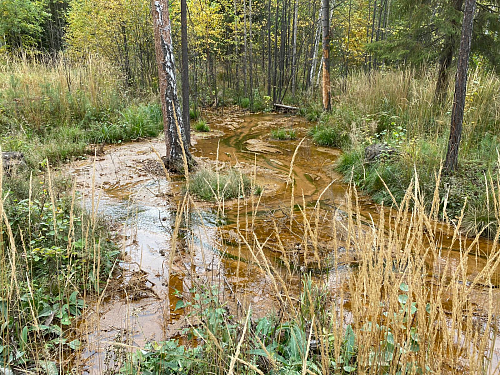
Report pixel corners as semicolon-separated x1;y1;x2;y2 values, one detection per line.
194;119;210;132
271;128;297;140
309;124;350;148
188;168;252;201
240;97;250;109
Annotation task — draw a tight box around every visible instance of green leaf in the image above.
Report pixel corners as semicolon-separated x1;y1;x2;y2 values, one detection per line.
399;282;409;292
69;339;81;350
175;300;185;311
344;365;356;372
398;294;408;304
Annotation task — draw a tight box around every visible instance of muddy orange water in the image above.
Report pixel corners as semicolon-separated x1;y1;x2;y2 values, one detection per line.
69;111;500;373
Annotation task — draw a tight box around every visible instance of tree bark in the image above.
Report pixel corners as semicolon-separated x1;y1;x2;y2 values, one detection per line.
151;0;194;172
434;0;464;104
291;0;299;96
181;0;190;145
321;0;331;111
266;0;272;97
249;0;254;110
444;0;476;172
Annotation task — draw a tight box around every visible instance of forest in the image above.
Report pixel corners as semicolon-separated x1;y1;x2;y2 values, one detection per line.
0;0;500;373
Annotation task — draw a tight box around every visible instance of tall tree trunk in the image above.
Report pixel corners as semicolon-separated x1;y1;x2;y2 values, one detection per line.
151;0;194;172
308;10;321;91
435;0;464;104
444;0;476;172
181;0;190;145
291;0;299;96
234;0;240;94
272;0;279;103
267;0;272;97
243;0;248;98
249;0;254;110
321;0;331;111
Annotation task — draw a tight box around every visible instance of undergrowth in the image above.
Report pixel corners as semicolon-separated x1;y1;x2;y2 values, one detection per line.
301;67;500;237
0;163;119;371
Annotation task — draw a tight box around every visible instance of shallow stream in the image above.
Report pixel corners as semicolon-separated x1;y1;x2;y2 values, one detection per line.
69;110;500;373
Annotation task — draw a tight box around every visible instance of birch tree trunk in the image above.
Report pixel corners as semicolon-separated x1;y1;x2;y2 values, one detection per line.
444;0;476;172
151;0;194;172
321;0;332;111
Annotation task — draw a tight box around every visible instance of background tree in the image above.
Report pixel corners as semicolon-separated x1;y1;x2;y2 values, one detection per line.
0;0;48;51
181;0;190;145
321;0;331;111
444;0;477;171
151;0;194;172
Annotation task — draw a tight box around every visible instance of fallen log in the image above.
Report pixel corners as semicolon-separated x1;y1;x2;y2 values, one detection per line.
273;103;299;112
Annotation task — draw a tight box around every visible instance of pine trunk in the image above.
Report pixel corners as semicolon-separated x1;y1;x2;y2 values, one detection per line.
444;0;476;172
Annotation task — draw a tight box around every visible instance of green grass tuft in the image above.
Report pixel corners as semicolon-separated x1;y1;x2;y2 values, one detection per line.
194;119;210;132
270;128;297;140
188;168;252;201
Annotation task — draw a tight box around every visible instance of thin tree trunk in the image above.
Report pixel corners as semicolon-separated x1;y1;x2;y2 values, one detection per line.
243;0;248;98
249;0;254;110
151;0;194;172
444;0;476;172
267;0;272;96
234;0;240;94
273;0;279;103
291;0;299;96
181;0;190;145
321;0;331;111
308;10;321;91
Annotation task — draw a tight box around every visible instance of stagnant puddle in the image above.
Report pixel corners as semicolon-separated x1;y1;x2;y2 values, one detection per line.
69;111;500;373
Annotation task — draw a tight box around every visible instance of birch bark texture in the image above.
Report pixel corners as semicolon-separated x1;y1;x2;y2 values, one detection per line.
444;0;476;172
151;0;193;172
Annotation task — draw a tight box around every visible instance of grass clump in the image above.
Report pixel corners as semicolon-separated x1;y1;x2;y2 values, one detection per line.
194;119;210;132
189;107;201;120
188;168;252;201
270;127;297;140
309;123;351;148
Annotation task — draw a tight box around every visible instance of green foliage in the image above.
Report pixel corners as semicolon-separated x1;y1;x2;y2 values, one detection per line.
188;168;252;201
121;340;201;374
309;123;351;148
0;0;49;51
66;0;155;88
194;119;210;132
271;127;297;140
189;107;200;120
1;170;119;369
240;97;250;109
